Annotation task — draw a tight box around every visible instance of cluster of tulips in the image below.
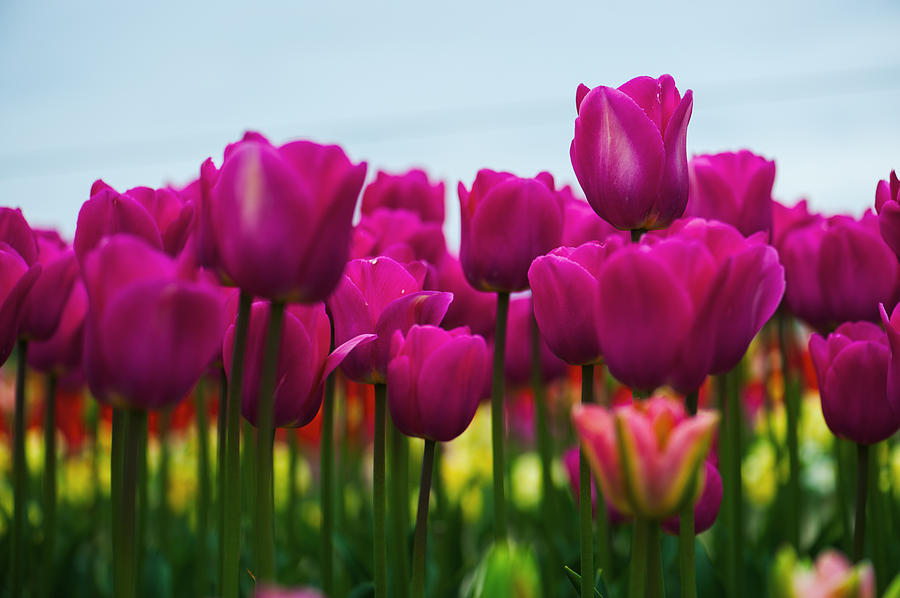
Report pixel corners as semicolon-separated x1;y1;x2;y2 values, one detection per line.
3;73;900;598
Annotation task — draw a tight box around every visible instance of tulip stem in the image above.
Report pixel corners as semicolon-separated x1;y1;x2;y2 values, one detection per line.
111;407;125;596
679;487;697;598
321;369;336;597
216;367;227;594
136;412;148;591
648;520;665;598
159;408;171;553
777;310;801;549
389;416;411;598
630;229;647;243
628;518;649;598
118;408;147;598
373;383;388;598
255;299;286;584
11;340;28;598
195;379;211;596
222;291;252;598
491;291;511;542
853;443;870;562
40;373;58;598
411;439;436;598
579;364;596;598
719;371;743;598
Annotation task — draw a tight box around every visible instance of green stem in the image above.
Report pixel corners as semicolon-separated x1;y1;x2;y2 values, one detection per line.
834;439;852;554
255;299;286;584
373;383;388;598
222;291;252;598
628;518;650;598
288;430;298;546
136;412;148;592
195;379;211;596
679;489;697;598
159;408;171;551
119;409;147;598
853;443;869;562
778;310;801;549
321;370;336;597
111;407;125;596
491;291;510;542
11;339;28;598
868;445;887;591
41;373;58;598
411;439;436;598
648;520;665;598
580;364;595;598
216;367;227;595
389;416;410;598
630;229;647;243
718;372;743;598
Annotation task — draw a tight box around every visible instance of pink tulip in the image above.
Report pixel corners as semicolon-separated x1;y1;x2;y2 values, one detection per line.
351;208;447;268
571;74;693;231
458;169;563;292
361;168;445;224
197;132;367;302
0;208;41;365
686;150;775;237
558;186;628;247
73;182;163;264
387;325;489;441
19;230;80;341
661;460;722;535
572;396;718;519
503;296;567;388
327;257;452;384
28;280;88;375
433;253;496;339
878;303;900;423
874;170;900;259
224;301;374;428
772;198;819;251
776;550;875;598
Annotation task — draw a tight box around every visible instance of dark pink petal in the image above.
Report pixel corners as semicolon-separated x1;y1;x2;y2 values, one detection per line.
73;188;162;264
656;90;693;227
0;208;38;265
878;201;900;260
20;248;80;340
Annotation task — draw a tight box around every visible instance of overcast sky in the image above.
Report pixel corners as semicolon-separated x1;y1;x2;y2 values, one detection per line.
2;0;898;247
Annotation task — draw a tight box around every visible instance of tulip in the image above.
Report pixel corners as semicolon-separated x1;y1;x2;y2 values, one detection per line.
327;256;452;384
458;169;562;292
361;168;445;223
351;208;447;270
686;150;775;237
433;253;496;339
780;211;899;330
883;302;900;419
571;74;693;231
772;198;820;251
19;230;80;341
661;460;722;535
121;184;195;256
771;548;875;598
503;296;567;386
874;170;900;259
0;208;41;365
558;185;627;247
28;280;87;375
223;301;374;428
387;325;489;441
197;131;367;302
73;182;163;264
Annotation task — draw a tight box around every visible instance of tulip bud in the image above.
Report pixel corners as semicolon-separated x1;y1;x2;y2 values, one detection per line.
361;168;445;224
73;182;163;264
874;170;900;259
0;208;41;365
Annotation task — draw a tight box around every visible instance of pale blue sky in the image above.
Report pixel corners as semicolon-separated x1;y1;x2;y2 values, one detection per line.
2;0;898;247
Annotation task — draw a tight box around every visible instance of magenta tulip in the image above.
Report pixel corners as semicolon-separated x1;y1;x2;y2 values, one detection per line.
121;184;194;256
879;302;900;420
458;169;563;292
559;186;627;247
197;132;367;302
809;320;900;445
686;150;775;237
433;253;496;339
73;182;163;264
351;208;447;268
571;74;693;231
780;211;899;330
361;168;445;224
661;460;722;535
772;198;819;251
224;301;373;428
82;235;224;409
387;325;489;441
19;230;80;341
28;279;88;375
874;170;900;260
503;296;567;388
327;256;453;384
0;208;41;365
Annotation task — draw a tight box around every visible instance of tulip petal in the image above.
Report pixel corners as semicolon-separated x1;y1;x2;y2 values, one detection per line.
657;90;693;226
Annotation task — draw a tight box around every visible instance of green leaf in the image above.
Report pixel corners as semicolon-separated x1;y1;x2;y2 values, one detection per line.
563;566;607;597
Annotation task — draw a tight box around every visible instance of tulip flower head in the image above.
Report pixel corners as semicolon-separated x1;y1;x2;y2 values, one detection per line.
571;74;693;231
874;170;900;259
361;168;445;224
19;230;80;341
809;320;900;445
351;208;447;268
433;253;496;339
503;296;567;388
572;396;718;519
0;208;41;365
771;548;875;598
387;325;489;442
878;302;900;421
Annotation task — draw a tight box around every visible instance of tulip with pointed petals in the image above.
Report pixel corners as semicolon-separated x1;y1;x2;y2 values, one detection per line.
197;132;367;302
809;320;900;445
458;169;563;292
20;230;80;341
361;168;445;224
686;150;775;237
351;208;447;269
878;303;900;421
224;301;374;428
28;280;88;376
73;182;163;264
571;74;693;231
0;208;41;365
327;256;453;384
572;396;718;519
874;170;900;260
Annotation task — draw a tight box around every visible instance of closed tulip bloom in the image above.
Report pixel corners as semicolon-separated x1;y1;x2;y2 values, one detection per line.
458;169;563;292
387;325;489;441
809;320;900;445
224;301;374;428
361;168;445;224
503;296;567;388
780;212;899;330
73;181;163;263
879;303;900;419
351;208;447;267
772;198;819;251
686;150;775;237
28;279;88;375
772;548;875;598
572;397;718;519
327;256;453;384
119;183;195;256
433;253;496;339
198;132;367;301
559;186;627;247
82;235;225;409
0;208;41;365
874;170;900;259
529;238;625;365
571;74;693;231
19;230;80;341
661;460;722;535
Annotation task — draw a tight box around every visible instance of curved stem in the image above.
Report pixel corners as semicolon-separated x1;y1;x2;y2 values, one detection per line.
41;373;58;598
853;443;870;562
580;364;595;598
389;417;410;598
628;518;650;598
195;379;211;596
255;300;286;584
222;291;252;598
411;439;436;598
491;292;510;542
12;339;28;598
373;383;388;598
320;370;336;597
